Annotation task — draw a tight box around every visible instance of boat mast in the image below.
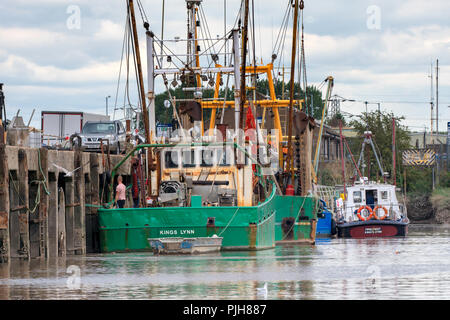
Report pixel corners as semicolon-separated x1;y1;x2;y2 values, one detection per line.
145;24;156;143
238;0;250;133
392;117;396;186
128;0;153;198
313;76;334;176
128;0;150;145
286;0;300;182
339;120;346;195
0;84;5;129
233;30;241;135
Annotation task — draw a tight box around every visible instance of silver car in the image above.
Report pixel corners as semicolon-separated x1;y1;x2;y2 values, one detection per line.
77;120;126;154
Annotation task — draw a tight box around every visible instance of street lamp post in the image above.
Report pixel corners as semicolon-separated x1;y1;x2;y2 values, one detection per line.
106;95;111;117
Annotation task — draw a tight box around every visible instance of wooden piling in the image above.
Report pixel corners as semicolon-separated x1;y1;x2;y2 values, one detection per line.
0;146;130;263
86;153;100;253
38;147;49;258
73;150;86;255
9;169;20;258
0;125;10;263
9;149;31;259
64;176;75;255
57;187;66;257
29;148;49;258
47;172;58;258
29;169;40;258
18;149;30;259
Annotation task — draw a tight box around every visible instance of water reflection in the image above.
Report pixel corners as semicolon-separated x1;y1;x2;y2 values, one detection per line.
0;224;449;299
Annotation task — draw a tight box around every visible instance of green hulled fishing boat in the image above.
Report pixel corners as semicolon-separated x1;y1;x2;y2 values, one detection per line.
99;180;276;252
98;142;278;252
98;0;320;253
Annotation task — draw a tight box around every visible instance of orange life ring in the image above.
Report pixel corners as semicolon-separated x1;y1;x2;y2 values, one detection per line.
372;205;388;220
356;205;373;221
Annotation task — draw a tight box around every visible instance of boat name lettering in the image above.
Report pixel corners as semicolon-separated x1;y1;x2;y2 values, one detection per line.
364;227;382;234
159;229;195;235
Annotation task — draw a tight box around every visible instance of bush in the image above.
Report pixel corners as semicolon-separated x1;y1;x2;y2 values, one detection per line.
430;188;450;224
406;192;434;221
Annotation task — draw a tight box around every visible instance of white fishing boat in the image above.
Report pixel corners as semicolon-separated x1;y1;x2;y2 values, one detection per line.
335;130;409;238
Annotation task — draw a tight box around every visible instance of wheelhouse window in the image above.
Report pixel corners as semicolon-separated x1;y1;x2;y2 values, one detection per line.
217;147;232;166
201;149;214;167
381;190;388;200
182;150;196;168
164;150;179;169
353;191;362;203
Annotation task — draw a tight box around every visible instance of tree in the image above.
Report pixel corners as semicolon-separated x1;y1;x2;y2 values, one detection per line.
327;112;347;127
348;110;411;185
154;79;325;123
254;79;323;117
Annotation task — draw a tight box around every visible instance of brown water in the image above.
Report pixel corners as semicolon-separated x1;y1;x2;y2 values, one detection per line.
0;224;449;300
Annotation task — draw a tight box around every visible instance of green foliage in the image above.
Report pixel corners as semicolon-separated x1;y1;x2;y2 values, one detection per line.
405;167;433;194
431;188;450;207
318;168;337;186
348;110;411;186
437;170;450;188
327;112;347;127
430;187;450;224
256;79;323;118
154;79;324;124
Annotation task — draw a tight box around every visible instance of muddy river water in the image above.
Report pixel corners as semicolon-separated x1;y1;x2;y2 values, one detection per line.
0;224;448;299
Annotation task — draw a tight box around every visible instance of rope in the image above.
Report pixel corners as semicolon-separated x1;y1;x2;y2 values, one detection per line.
280;194;309;241
218;207;240;237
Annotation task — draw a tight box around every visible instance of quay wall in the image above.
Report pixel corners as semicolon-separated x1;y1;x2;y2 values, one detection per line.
0;144;131;263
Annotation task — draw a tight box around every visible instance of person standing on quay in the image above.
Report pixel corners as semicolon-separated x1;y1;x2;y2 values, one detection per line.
115;175;126;208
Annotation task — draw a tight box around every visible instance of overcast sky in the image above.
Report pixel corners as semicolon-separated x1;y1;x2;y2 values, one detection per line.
1;0;449;133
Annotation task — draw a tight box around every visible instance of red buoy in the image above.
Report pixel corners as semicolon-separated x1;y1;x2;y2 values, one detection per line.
286;184;295;196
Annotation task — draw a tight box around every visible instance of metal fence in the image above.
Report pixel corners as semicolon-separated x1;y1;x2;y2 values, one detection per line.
314;185;338;213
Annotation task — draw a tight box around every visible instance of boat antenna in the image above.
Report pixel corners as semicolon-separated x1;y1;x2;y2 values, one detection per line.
160;0;165;65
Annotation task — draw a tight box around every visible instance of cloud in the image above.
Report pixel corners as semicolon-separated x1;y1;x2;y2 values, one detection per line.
0;0;449;131
0;27;65;48
93;19;124;41
0;54;120;85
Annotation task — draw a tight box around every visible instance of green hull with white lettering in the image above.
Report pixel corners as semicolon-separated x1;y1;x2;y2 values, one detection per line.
98;186;277;252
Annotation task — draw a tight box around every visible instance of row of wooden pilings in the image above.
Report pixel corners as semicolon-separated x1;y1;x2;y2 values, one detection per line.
0;127;130;262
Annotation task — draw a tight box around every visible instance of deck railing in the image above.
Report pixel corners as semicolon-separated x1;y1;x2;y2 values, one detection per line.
337;203;406;222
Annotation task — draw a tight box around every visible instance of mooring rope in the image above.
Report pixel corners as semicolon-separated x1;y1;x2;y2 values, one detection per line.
280;194;309;241
218;207;240;237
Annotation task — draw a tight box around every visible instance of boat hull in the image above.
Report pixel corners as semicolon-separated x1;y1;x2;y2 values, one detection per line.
274;195;318;245
98;189;276;252
148;237;223;254
337;219;408;238
316;209;336;237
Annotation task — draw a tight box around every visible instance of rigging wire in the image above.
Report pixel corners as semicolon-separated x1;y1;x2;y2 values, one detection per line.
112;8;129;121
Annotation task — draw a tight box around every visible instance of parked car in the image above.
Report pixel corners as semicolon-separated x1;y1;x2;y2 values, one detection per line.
75;120;126;154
